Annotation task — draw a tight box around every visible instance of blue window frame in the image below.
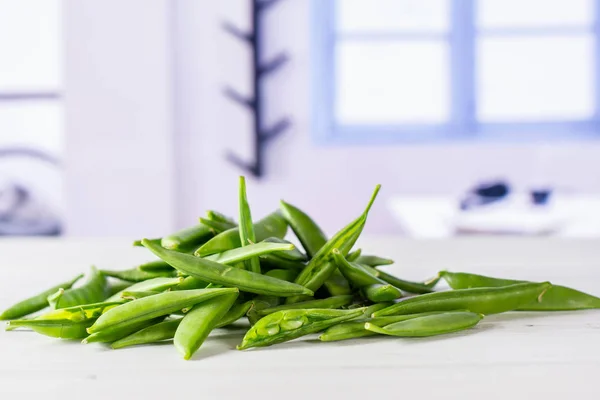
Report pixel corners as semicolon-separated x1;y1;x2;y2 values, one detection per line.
312;0;600;144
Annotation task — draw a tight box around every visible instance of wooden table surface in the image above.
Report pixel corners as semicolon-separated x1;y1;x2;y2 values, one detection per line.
1;237;599;399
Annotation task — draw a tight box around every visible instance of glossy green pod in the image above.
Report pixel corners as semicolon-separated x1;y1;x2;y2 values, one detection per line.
174;292;239;359
238;176;261;274
111;318;182;349
87;287;239;334
120;291;160;300
5;319;94;339
375;269;437;294
364;311;483;337
142;239;313;297
101;268;176;282
204;241;295;265
196;211;288;256
373;282;552;317
137;260;174;273
346;248;363;262
439;271;600;311
47;267;109;310
0;273;84;320
355;255;394;267
237;308;365;350
199;217;237;234
361;284;403;302
261;237;307;261
161;223;213;250
256;295;354;316
278;200;327;257
83;317;164;344
205;210;236;225
215;300;253;328
106;277;183;302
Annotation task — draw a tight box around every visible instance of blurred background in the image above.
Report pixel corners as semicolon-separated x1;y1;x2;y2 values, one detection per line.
2;0;600;239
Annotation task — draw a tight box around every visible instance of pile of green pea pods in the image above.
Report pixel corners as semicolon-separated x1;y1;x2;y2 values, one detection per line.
3;177;600;360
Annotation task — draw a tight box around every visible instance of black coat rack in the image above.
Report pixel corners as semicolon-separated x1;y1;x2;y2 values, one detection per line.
223;0;291;178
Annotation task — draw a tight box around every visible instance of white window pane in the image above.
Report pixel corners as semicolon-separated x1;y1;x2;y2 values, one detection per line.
336;41;449;124
477;0;594;29
477;35;595;122
0;101;63;155
337;0;450;33
0;0;62;91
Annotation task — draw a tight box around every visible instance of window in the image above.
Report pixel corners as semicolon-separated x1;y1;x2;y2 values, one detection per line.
313;0;600;143
0;0;63;235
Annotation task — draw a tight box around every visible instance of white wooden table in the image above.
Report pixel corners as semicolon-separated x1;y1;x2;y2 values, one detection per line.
1;237;599;399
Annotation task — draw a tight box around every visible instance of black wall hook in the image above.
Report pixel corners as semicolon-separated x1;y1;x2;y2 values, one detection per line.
222;0;291;178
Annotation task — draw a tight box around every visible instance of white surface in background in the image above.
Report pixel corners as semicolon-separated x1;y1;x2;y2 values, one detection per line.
388;194;600;237
477;0;594;28
0;237;599;399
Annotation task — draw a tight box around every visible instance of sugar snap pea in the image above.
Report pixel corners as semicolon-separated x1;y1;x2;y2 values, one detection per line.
87;288;239;334
206;210;236;225
237;308;365;350
83;317;164;344
6;319;94;339
175;292;239;359
346;248;362;262
355;255;394;267
361;284;403;302
161;223;213;250
215;300;253;328
47;267;109;310
120;291;161;300
172;276;211;291
106;277;182;302
199;217;237;234
137;260;174;273
0;273;84;320
287;185;381;304
256;295;354;316
439;271;600;311
260;255;306;270
107;281;133;297
261;237;307;261
196;211;288;256
365;311;483;337
264;268;298;282
373;282;552;317
279;200;327;257
143;239;313;297
375;269;437;294
101;268;176;282
203;241;295;265
111;318;182;349
238;176;261;274
133;238;160;247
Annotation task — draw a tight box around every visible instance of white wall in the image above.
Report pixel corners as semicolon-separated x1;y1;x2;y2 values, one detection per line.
63;0;175;237
174;0;600;235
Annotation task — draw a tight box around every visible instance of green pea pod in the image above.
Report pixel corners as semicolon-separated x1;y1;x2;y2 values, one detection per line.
365;311;483;337
237;308;366;350
256;295;354;316
47;267;109;310
264;269;298;282
215;300;253;328
439;271;600;311
172;276;211;291
87;287;239;334
107;281;133;297
259;255;306;270
5;319;94;339
137;260;174;273
237;176;261;274
323;270;352;296
111;318;182;349
287;185;381;304
204;242;295;265
175;292;239;360
247;296;283;326
346;248;362;262
319;311;450;342
142;239;313;297
196;211;288;256
83;317;165;344
133;238;160;247
279;200;327;257
161;223;213;250
332;249;389;288
373;282;552;317
106;277;183;302
374;269;436;294
120;291;160;300
205;210;236;225
355;255;394;267
0;273;84;320
8;302;123;329
101;268;176;282
199;217;237;234
261;238;307;261
362;284;403;302
350;302;393;320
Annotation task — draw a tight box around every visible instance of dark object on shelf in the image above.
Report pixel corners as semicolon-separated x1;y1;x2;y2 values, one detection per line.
460;181;511;211
222;0;291;178
531;189;552;206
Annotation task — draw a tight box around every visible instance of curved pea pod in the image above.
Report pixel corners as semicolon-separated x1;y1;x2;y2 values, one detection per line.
83;317;165;344
323;270;352;296
175;292;239;360
247;295;283;326
47;267;109;310
264;269;298;282
237;308;366;350
346;248;362;262
204;241;295;265
215;300;253;328
101;268;176;283
106;277;183;302
206;210;236;225
196;211;288;256
111;318;183;349
137;260;174;273
355;255;394;267
172;276;211;291
199;217;237;234
278;200;327;257
0;273;84;320
375;269;437;294
133;238;160;247
365;311;483;337
237;176;261;274
372;282;552;317
120;291;160;301
161;223;213;251
142;239;313;297
87;287;239;334
256;295;354;317
287;185;381;304
5;319;94;339
260;255;306;271
362;284;403;302
107;281;133;297
439;270;600;311
262;238;307;261
319;311;450;342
